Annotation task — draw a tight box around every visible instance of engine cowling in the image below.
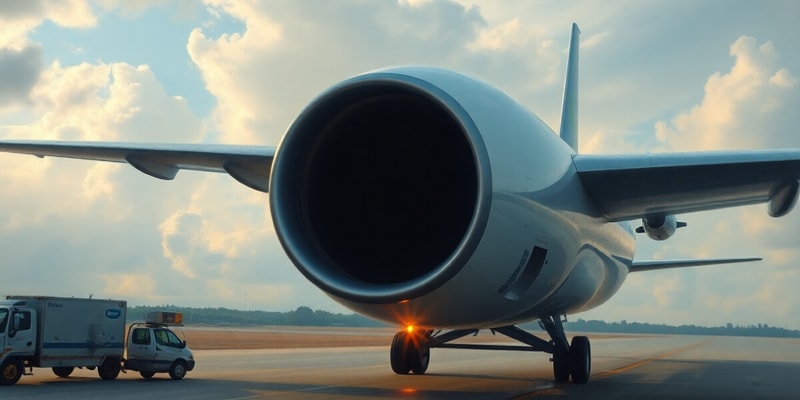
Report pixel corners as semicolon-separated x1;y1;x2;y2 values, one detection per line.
639;214;679;241
268;66;632;328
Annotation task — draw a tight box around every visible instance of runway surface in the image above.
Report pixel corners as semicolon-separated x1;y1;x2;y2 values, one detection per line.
5;333;799;399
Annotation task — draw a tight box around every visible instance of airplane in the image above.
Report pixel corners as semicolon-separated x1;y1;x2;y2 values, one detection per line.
1;23;799;384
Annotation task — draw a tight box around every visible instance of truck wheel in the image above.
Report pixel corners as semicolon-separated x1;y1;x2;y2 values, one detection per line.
0;358;23;385
139;371;155;379
52;366;75;378
98;357;121;380
168;360;187;380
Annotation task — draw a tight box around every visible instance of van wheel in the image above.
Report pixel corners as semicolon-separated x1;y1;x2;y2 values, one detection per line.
169;360;187;380
53;366;75;378
98;357;121;380
0;358;23;385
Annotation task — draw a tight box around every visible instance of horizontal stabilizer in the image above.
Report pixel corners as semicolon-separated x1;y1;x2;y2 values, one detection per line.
630;257;762;272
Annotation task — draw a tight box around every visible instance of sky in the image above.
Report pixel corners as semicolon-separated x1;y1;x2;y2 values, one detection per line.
0;0;798;329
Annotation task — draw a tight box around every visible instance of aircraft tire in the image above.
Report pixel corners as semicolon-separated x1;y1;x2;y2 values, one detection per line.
140;371;156;379
410;340;430;375
552;349;570;382
390;331;411;374
569;336;591;384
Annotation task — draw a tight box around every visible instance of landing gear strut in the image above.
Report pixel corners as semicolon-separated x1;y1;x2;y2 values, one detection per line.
388;315;591;384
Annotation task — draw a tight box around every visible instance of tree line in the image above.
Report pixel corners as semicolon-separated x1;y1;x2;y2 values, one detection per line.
560;319;800;338
127;305;800;338
127;305;385;327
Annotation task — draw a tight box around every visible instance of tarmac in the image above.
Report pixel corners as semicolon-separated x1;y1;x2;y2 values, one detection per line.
5;333;799;399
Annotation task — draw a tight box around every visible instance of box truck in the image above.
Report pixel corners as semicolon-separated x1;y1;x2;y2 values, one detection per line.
0;296;194;385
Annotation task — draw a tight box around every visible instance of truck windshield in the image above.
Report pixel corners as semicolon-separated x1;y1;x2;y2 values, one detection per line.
0;308;8;333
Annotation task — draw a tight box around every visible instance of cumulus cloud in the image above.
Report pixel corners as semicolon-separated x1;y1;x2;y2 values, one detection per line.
186;0;565;145
0;0;96;49
0;46;43;109
22;61;203;142
585;35;799;155
160;209;208;279
468;17;529;51
655;36;798;151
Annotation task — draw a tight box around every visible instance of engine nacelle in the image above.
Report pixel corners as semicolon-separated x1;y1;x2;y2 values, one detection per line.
268;66;633;328
639;214;680;241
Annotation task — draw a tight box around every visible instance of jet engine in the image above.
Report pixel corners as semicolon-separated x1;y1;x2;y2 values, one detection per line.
268;66;632;327
636;214;685;241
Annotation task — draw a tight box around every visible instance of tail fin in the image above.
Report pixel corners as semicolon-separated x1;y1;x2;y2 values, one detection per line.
559;23;581;153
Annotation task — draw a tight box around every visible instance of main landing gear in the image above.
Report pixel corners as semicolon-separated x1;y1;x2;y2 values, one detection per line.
389;315;591;384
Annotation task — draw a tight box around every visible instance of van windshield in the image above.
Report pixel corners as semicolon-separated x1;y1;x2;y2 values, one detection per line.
154;328;184;348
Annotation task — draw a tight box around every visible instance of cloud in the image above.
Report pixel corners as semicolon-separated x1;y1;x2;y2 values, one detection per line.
22;61;203;142
102;273;157;299
0;0;96;49
160;209;208;279
468;17;528;51
186;0;568;145
0;46;43;108
655;36;798;151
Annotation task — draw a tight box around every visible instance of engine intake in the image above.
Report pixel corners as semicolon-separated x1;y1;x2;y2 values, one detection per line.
269;71;486;304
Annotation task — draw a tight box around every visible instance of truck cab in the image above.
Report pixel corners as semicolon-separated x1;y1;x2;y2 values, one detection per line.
124;312;195;380
0;306;36;385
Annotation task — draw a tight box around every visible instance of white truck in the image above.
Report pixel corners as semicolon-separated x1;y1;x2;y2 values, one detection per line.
0;296;195;385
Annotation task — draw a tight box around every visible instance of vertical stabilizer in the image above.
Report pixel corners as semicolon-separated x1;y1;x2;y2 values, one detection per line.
559;23;580;152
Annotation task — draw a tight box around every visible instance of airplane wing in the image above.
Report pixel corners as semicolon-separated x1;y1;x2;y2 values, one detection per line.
574;150;800;221
0;140;275;192
629;257;762;272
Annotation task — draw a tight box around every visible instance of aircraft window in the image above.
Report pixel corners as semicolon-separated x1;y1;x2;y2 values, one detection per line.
132;328;151;345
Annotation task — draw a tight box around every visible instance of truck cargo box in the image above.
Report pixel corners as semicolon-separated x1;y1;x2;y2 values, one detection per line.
4;296;126;367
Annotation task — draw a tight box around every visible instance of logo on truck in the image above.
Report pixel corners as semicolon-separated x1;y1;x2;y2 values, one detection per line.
106;309;122;319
